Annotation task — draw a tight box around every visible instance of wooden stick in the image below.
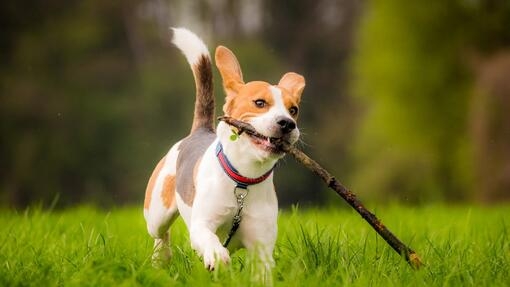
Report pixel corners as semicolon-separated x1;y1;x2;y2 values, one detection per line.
219;116;423;269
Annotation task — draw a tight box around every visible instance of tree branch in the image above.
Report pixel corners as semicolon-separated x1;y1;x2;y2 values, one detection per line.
219;116;423;269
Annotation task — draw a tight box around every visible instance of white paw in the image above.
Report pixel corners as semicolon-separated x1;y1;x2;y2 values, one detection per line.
203;245;230;271
151;246;172;267
151;237;172;267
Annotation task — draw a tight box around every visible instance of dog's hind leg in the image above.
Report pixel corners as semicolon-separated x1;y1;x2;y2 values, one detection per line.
152;230;171;264
144;143;181;265
150;208;178;266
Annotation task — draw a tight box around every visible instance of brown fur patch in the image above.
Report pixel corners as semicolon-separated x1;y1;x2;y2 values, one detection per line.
278;72;305;102
144;156;166;210
161;175;176;208
191;55;215;133
279;88;301;120
224;81;274;120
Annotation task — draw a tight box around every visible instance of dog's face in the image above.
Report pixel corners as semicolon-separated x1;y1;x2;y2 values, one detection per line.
215;46;305;159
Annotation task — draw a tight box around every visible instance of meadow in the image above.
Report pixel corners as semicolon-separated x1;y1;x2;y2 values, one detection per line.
1;204;508;286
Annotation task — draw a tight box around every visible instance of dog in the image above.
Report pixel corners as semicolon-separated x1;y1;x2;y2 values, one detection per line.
143;28;305;273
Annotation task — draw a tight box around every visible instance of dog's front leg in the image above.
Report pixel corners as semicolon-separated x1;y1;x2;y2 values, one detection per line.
240;214;277;284
190;222;230;270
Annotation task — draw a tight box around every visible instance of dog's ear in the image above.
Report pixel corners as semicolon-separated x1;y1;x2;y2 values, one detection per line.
278;72;305;102
215;46;244;98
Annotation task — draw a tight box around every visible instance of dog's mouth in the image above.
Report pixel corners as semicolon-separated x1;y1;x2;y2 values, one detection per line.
247;133;284;154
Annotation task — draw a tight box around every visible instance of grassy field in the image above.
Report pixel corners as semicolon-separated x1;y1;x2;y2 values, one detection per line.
0;204;508;286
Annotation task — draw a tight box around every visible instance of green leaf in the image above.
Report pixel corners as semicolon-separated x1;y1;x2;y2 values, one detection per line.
230;129;239;141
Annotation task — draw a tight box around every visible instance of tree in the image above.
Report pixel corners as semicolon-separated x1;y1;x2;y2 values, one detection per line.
351;0;510;202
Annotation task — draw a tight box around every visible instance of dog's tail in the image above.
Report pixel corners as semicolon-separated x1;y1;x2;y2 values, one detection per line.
171;27;214;133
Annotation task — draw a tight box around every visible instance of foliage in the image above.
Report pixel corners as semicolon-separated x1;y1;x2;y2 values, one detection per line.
351;0;510;202
2;0;510;207
0;0;291;208
0;204;509;286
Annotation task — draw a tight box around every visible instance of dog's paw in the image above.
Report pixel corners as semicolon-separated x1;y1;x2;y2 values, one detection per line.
203;245;230;271
151;246;172;268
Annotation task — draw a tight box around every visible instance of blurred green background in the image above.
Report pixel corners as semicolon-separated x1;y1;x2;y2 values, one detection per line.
1;0;509;208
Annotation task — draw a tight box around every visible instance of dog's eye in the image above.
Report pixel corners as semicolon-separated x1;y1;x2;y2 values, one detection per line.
289;106;299;116
254;99;266;108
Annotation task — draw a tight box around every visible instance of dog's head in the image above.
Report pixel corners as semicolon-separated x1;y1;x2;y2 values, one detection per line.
215;46;305;160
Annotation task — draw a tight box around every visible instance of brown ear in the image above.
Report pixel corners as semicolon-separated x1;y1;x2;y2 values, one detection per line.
278;72;305;101
215;46;244;98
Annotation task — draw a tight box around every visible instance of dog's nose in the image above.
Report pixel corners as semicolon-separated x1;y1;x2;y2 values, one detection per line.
276;117;296;134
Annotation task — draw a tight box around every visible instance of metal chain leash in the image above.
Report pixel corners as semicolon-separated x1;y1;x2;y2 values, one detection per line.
223;186;248;247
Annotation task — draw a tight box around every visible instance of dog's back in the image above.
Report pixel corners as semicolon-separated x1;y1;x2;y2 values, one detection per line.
171;28;217;207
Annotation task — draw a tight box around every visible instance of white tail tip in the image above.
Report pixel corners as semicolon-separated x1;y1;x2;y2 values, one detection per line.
171;27;210;65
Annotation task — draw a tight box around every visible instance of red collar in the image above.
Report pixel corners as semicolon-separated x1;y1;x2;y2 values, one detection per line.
216;142;274;189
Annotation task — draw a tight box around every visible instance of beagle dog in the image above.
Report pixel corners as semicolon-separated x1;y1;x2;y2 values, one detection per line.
143;28;305;272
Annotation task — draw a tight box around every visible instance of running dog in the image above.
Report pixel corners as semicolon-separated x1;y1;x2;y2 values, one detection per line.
143;28;305;272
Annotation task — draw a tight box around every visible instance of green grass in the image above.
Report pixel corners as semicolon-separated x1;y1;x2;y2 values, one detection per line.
1;204;508;286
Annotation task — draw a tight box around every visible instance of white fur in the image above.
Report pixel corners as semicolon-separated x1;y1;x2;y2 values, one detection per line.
186;135;279;270
171;27;210;65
